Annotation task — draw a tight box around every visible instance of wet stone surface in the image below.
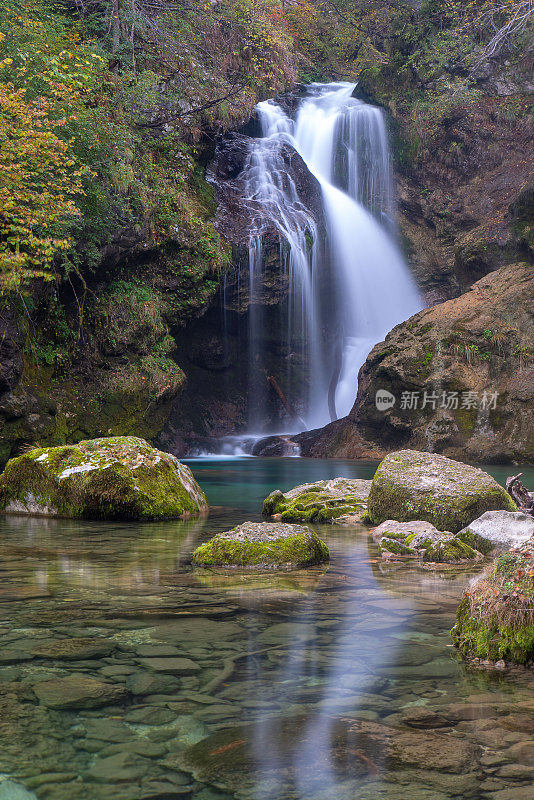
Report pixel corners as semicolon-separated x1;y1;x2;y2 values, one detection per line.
0;457;533;800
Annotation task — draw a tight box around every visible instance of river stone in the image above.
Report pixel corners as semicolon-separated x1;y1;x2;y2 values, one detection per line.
371;519;479;562
33;675;130;709
0;782;37;800
179;717;478;793
86;752;150;782
31;637;115;660
125;672;180;696
0;436;208;521
263;478;372;523
138;657;200;675
457;511;534;553
367;450;516;533
192;521;329;569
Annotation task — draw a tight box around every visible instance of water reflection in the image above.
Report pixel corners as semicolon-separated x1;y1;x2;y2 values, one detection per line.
0;458;533;799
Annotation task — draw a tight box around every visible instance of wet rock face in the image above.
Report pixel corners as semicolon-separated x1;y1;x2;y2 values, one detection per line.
355;61;534;307
192;521;329;569
210;131;326;251
367;450;516;533
0;435;208;521
371;519;480;562
303;263;534;463
263;478;372;523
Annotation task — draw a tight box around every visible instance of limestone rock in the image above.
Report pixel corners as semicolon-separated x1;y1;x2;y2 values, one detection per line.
0;436;208;520
192;521;329;569
372;519;479;562
367;450;516;533
33;676;130;709
457;511;534;553
263;478;372;523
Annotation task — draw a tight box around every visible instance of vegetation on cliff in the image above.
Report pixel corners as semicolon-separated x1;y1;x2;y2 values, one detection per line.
0;0;531;461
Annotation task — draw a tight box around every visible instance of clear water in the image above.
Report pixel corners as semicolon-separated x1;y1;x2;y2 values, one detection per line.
0;458;533;800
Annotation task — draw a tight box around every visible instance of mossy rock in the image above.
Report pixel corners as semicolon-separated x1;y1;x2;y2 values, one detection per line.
452;545;534;664
372;519;479;562
192;521;329;570
367;450;516;533
0;436;208;521
262;478;372;524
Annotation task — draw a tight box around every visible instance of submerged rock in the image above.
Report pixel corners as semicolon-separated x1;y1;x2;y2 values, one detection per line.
33;676;130;709
0;436;208;521
263;477;372;523
457;511;534;554
31;638;115;660
372;519;479;562
192;521;329;569
179;717;478;794
367;450;515;533
452;543;534;664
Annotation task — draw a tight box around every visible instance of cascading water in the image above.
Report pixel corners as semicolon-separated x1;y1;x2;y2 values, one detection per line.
234;82;422;442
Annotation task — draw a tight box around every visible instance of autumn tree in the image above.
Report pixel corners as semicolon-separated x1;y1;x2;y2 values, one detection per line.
0;82;85;292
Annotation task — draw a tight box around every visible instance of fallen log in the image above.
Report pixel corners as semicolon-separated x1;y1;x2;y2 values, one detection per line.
267;375;307;431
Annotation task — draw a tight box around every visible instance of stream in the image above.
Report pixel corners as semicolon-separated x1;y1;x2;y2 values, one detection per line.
0;458;533;799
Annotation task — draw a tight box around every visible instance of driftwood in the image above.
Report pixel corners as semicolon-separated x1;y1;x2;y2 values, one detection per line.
267;376;307;431
506;473;534;516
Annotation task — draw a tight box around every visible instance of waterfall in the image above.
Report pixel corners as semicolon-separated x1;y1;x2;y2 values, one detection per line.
240;82;422;434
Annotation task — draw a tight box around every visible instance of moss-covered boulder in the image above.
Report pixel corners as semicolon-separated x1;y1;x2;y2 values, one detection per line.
0;436;208;521
192;521;329;570
263;478;372;523
371;519;479;562
367;450;516;533
452;544;534;664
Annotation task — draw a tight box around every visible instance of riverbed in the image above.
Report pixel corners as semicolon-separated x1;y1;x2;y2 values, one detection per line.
0;458;533;800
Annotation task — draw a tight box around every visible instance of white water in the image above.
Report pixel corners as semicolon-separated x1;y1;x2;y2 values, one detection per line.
233;82;422;443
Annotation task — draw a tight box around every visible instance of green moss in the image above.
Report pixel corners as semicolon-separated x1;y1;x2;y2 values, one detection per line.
378;537;413;556
0;436;207;521
456;528;495;555
453;597;534;664
452;549;534;663
192;528;329;570
263;480;370;524
367;450;516;533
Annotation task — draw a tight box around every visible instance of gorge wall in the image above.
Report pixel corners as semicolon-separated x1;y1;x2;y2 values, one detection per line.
1;1;532;466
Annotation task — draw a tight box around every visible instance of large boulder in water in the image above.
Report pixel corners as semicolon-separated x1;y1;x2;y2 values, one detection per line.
263;477;372;523
367;450;516;533
0;436;208;521
192;521;329;569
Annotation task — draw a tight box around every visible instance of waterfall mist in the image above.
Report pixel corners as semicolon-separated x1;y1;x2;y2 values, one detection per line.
237;82;422;434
